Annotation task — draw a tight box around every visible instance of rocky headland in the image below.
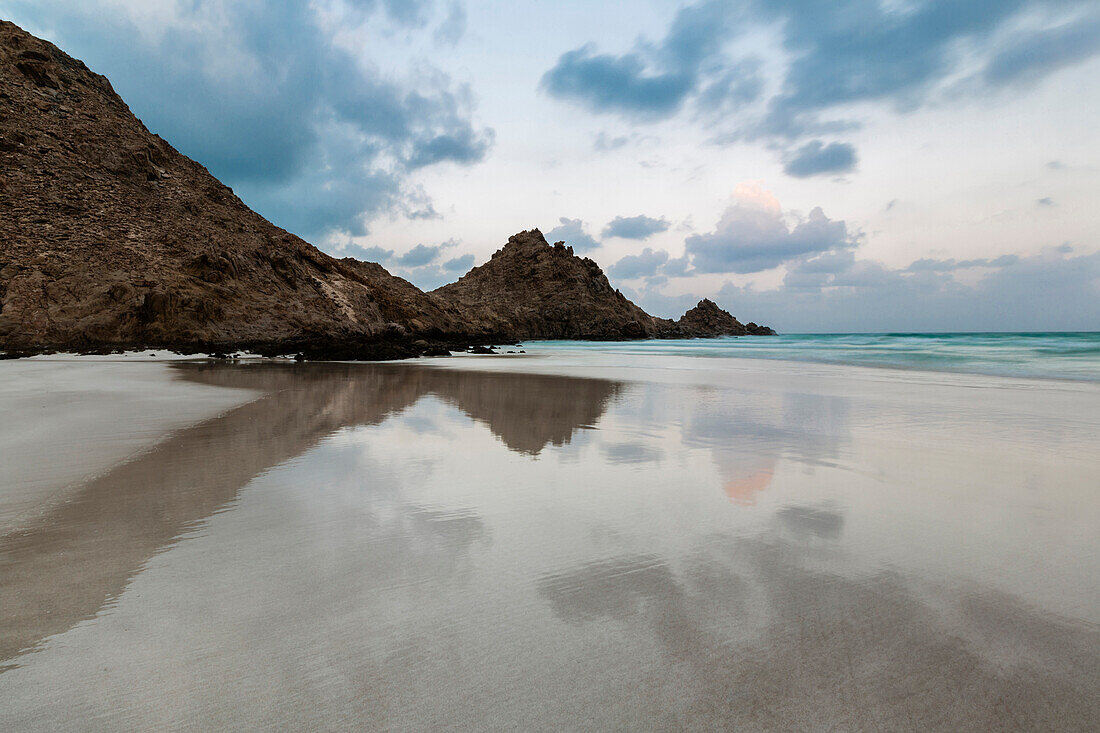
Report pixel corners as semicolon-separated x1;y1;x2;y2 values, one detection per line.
0;20;773;359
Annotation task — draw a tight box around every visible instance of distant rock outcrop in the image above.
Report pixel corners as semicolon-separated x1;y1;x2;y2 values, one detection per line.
0;20;773;357
432;230;664;340
670;298;776;337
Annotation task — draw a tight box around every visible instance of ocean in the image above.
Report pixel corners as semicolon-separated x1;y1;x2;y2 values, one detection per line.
526;331;1100;381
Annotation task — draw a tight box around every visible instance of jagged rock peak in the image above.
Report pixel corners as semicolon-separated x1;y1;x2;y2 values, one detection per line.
676;299;746;336
674;298;776;337
433;229;660;340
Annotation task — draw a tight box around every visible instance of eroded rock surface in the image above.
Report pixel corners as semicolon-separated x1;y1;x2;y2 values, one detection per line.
0;20;773;357
0;20;466;358
669;298;776;337
433;230;666;340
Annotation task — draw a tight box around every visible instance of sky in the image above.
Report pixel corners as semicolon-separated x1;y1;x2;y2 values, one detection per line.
5;0;1099;332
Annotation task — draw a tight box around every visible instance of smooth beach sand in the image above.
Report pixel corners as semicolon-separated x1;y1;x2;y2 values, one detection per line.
1;354;1097;730
0;355;259;536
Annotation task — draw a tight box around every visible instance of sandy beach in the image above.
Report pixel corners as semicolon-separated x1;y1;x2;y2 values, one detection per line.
1;353;1098;730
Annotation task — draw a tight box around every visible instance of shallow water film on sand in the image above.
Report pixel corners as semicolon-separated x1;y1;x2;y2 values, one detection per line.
1;357;1098;730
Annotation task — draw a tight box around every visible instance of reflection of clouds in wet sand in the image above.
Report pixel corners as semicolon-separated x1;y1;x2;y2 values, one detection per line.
775;503;845;540
4;359;1096;730
537;508;1100;730
621;384;851;504
723;463;775;505
680;389;849;458
0;363;622;665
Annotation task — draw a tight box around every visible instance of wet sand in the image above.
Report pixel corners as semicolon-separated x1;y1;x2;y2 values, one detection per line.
0;356;258;535
1;355;1097;730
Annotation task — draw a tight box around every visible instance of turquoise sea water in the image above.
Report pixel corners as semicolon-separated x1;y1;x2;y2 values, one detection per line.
526;332;1100;382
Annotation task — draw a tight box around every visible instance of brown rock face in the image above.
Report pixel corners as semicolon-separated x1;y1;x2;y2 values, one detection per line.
0;20;465;358
670;298;777;337
433;230;664;340
0;20;773;356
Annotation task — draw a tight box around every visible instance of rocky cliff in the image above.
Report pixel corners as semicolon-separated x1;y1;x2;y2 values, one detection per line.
433;230;666;340
0;20;772;358
0;20;467;358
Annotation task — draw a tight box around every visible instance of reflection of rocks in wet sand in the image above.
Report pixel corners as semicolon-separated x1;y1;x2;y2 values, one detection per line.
180;363;621;456
409;369;621;455
537;533;1100;729
0;363;620;664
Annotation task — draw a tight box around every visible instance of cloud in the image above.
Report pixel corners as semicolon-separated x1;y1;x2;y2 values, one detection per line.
406;126;495;169
684;185;857;274
608;248;671;280
433;1;467;46
396;239;458;267
905;255;1020;272
695;59;765;118
782;140;857;178
541;1;1100;173
662;255;691;277
594;132;631;151
540;45;695;118
984;12;1100;87
546;218;601;251
540;0;739;119
386;243;474;289
330;236;472;284
632;246;1100;333
340;244;396;263
442;253;475;272
7;0;492;241
602;215;671;240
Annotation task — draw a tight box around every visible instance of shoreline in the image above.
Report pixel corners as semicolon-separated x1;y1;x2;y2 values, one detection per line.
7;327;1100;384
1;353;1096;728
0;358;260;536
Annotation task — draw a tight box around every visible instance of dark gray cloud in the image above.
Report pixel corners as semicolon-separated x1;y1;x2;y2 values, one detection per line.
540;0;739;119
387;243;474;289
7;1;492;241
984;12;1100;87
542;1;1100;174
406;126;494;169
602;215;671;240
783;140;857;178
442;253;475;272
608;248;671;280
685;203;856;274
396;240;458;267
546;218;601;251
695;59;765;118
343;244;396;263
541;44;695;118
